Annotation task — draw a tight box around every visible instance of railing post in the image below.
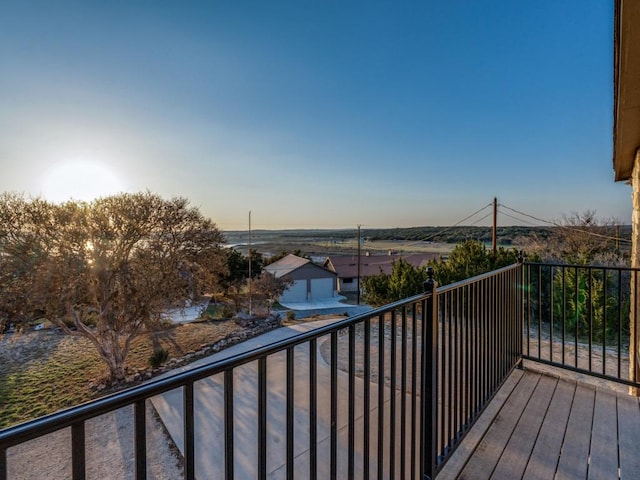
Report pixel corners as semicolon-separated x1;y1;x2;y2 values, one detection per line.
1;447;6;480
422;267;438;480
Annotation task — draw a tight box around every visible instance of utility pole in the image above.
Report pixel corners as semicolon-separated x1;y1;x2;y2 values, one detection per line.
357;224;361;305
248;211;252;316
492;197;498;256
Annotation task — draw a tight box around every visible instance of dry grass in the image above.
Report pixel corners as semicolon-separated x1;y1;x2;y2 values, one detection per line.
0;320;243;429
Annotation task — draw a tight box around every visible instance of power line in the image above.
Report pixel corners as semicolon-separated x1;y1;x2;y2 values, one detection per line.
404;202;493;245
498;210;540;226
420;203;493;241
499;203;632;245
469;211;493;226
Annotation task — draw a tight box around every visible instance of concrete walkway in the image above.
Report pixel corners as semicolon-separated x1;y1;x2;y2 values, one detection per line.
151;319;415;479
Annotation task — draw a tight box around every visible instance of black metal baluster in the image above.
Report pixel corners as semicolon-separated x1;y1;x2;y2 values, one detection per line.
575;267;579;369
410;305;417;479
629;270;640;382
390;310;397;479
602;269;607;376
400;307;408;480
309;339;317;480
258;357;267;480
465;283;471;427
480;279;486;404
330;331;338;479
550;266;554;363
365;319;371;479
538;265;542;360
378;314;385;479
440;292;446;453
473;281;479;418
447;291;453;449
224;371;234;480
562;267;566;365
184;382;195;480
0;446;6;480
618;270;623;379
134;400;147;480
422;271;437;480
589;269;593;372
526;264;531;358
71;422;85;480
454;287;460;441
348;324;355;480
286;348;294;479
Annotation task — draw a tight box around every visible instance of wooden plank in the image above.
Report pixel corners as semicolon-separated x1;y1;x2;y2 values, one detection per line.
458;371;539;480
587;389;619;480
522;379;575;480
618;393;640;480
555;384;595;480
436;369;524;480
491;374;558;479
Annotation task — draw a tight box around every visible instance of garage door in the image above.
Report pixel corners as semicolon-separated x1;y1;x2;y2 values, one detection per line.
311;278;334;299
280;280;307;303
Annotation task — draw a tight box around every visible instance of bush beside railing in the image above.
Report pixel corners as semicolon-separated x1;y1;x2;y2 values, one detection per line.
523;262;639;387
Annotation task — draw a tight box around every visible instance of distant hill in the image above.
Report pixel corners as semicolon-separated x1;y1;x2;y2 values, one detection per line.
226;225;631;247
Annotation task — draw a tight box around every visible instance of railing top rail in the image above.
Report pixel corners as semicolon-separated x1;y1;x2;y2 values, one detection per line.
436;263;522;295
524;261;638;272
0;289;432;447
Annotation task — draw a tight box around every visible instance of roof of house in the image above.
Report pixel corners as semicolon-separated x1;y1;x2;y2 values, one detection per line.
264;254;310;278
613;0;640;181
324;253;440;278
264;253;336;278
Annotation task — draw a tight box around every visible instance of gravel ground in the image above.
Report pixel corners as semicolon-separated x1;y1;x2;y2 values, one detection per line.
6;403;183;480
319;320;422;393
319;318;633;395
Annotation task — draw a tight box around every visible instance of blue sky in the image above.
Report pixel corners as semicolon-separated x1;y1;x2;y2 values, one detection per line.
0;1;630;230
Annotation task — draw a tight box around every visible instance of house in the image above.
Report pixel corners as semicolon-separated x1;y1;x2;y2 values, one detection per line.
324;252;440;293
613;0;640;385
264;253;338;304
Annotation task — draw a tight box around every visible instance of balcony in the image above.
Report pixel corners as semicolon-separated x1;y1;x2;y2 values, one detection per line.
1;262;639;479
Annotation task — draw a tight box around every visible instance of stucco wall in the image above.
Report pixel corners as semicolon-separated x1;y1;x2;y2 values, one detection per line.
282;263;337;300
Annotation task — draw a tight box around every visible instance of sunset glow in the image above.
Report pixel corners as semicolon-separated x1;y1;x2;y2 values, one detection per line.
41;162;125;203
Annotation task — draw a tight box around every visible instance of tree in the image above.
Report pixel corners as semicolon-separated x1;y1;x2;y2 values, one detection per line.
519;212;629;344
362;259;428;307
251;272;292;315
429;240;518;286
360;240;519;307
0;192;227;381
219;248;266;314
521;211;625;266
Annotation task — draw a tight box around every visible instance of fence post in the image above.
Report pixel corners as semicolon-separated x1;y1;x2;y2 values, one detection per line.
422;267;438;480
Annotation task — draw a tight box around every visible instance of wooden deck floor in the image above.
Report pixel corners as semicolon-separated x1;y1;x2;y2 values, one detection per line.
437;369;640;480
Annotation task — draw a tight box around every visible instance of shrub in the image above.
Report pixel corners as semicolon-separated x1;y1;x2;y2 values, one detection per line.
149;348;170;368
286;310;296;321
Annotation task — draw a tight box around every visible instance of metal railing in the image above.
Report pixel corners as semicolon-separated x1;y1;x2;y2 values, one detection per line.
423;264;523;479
523;262;640;388
2;261;636;479
2;290;433;479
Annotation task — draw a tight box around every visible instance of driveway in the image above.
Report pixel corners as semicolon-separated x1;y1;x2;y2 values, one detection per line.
150;319;411;478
